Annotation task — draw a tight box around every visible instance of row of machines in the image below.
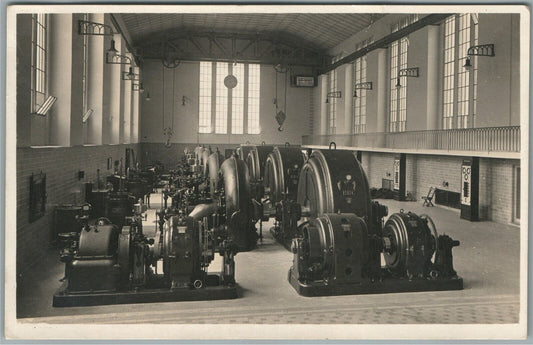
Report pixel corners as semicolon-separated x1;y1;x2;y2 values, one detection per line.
54;143;462;307
53;146;257;306
252;146;462;296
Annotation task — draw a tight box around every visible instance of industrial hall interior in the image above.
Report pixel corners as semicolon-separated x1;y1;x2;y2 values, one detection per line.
9;6;525;335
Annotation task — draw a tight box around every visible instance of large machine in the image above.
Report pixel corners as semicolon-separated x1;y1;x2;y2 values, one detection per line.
262;146;307;248
54;150;258;307
54;143;462;306
288;148;463;296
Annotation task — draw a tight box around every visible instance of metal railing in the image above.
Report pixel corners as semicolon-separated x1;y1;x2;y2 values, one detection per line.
302;126;520;153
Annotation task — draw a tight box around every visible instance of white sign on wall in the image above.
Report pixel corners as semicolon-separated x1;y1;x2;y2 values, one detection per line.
461;164;471;206
393;159;400;191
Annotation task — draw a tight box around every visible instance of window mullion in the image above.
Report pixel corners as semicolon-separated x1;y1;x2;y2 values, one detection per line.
227;63;233;134
211;62;216;133
452;15;459;130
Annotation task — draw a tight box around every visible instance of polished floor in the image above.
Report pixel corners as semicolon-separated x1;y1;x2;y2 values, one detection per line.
17;193;521;324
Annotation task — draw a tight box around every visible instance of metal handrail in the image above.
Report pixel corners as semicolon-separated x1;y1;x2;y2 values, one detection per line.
302;126;520;153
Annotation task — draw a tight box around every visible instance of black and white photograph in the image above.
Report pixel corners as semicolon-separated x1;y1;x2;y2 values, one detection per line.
4;4;529;340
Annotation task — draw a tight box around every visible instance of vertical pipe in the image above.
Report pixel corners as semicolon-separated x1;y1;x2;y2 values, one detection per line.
122;55;132;143
131;66;140;143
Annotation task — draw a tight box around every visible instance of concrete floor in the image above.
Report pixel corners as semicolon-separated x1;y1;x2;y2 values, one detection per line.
16;193;520;324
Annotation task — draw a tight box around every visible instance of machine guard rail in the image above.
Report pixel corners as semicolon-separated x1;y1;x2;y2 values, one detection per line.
302;126;520;153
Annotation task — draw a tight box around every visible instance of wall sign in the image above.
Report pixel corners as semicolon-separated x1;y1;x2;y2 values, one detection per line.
393;159;400;191
461;163;471;206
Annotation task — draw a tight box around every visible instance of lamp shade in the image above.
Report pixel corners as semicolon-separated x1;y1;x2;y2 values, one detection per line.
108;39;118;54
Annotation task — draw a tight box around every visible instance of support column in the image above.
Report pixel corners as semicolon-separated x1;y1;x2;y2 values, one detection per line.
344;63;354;135
48;14;72;146
427;25;440;130
17;14;32;147
335;65;346;134
122;54;132;144
107;34;121;144
376;48;388;134
87;13;104;145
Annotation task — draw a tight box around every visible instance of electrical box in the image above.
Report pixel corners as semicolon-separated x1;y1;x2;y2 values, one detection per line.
460;158;479;221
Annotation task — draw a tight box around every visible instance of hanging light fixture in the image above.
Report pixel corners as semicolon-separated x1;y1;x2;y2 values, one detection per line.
395;77;401;88
107;39;118;54
145;92;151;101
353;82;373;97
139;83;145;93
463;57;472;69
464;43;495;70
396;67;419;89
127;67;135;79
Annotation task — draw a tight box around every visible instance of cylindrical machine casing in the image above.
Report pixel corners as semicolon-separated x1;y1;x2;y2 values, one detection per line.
297;150;372;223
163;216;201;288
201;147;212;176
295;214;369;284
246;145;274;182
236;145;255;162
263;147;305;202
382;212;435;278
220;156;256;251
68;224;120;292
78;224;119;257
207;151;224;195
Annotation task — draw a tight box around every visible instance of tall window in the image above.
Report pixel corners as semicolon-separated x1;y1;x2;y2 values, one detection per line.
443;14;479;129
247;64;261;134
198;62;212;133
199;62;261;134
353;38;372;134
389;15;419;133
353;56;367;133
327;61;338;135
31;14;48;113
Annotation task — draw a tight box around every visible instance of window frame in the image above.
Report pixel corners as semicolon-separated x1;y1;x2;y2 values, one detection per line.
442;13;479;130
352;38;372;134
388;15;419;133
198;61;261;135
30;13;48;114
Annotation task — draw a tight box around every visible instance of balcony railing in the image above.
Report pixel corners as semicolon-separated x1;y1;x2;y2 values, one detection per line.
302;126;520;153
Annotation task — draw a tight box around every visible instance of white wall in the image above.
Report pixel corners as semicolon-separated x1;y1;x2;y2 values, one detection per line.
314;13;521;136
140;60;313;146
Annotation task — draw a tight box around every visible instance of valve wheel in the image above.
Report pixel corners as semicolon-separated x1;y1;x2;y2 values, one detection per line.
193;279;203;289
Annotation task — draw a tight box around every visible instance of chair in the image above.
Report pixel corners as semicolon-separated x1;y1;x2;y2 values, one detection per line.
422;187;436;207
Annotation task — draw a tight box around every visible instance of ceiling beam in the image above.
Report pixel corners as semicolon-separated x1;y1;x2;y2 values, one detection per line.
140;33;326;67
319;13;450;75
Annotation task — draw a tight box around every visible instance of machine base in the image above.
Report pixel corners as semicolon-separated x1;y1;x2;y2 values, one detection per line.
288;268;463;297
53;281;238;307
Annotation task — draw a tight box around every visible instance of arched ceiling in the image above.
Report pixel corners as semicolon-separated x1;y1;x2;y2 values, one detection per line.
117;13;384;67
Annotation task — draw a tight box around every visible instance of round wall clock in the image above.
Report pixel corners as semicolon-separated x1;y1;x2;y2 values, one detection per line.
224;75;238;89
